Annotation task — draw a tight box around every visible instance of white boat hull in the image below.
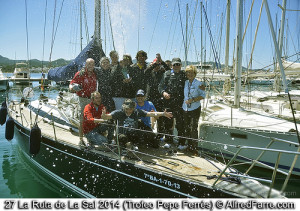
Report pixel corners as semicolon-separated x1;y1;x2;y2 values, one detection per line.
199;100;300;176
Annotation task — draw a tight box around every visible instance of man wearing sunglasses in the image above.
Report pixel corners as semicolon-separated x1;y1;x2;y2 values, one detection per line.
158;58;186;148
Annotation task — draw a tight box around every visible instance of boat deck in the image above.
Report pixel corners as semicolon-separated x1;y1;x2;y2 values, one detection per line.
8;101;285;198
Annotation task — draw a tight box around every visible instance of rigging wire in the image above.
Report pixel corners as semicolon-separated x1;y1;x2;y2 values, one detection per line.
118;4;126;53
24;0;31;89
41;0;48;66
202;4;221;71
82;0;90;44
186;0;199;62
256;52;300;70
80;0;83;51
49;0;65;63
49;0;57;64
177;0;187;59
71;1;79;58
286;22;298;58
203;1;207;63
103;0;106;53
217;12;224;66
24;0;30;68
137;0;140;51
168;7;179;58
147;0;163;54
40;0;48;92
163;1;177;58
278;4;300;12
106;1;115;51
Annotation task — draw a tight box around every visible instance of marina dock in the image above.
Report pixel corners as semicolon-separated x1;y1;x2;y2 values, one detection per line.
8;77;50;84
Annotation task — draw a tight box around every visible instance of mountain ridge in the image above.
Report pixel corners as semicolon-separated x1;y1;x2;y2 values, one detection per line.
1;55;257;72
0;55;71;72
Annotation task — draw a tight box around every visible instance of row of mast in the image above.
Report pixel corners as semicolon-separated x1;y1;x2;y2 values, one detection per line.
92;0;288;107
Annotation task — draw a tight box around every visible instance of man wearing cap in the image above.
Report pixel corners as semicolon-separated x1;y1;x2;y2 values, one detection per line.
135;89;156;128
158;57;186;147
99;99;172;150
135;89;159;145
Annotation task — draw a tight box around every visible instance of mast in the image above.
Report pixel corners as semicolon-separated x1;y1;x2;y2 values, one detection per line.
278;0;287;57
274;0;287;92
200;1;203;71
224;0;231;74
94;0;101;46
185;4;188;68
80;0;83;51
263;0;288;93
234;0;243;107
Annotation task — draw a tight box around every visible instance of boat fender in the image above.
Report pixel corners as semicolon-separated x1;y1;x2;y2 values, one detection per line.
0;103;7;125
5;117;14;141
30;124;41;155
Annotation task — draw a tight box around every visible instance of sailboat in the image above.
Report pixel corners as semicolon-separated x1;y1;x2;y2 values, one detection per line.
198;0;300;176
2;0;293;198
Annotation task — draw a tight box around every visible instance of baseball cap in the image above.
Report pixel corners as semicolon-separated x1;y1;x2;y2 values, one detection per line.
172;58;182;65
136;89;145;97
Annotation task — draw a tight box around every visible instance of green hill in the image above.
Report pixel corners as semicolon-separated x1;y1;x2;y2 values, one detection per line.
0;55;71;72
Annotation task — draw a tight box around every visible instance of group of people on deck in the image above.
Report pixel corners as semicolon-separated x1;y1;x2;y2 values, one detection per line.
69;50;206;154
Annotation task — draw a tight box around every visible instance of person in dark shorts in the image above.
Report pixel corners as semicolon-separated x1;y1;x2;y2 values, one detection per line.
99;99;172;150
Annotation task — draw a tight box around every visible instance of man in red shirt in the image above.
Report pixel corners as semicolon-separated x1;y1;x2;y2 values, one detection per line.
83;91;109;146
69;58;97;144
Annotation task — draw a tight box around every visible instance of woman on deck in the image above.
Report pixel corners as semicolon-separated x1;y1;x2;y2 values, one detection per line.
182;65;206;152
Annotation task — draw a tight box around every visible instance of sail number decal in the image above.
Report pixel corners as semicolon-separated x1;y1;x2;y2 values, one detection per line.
144;173;181;189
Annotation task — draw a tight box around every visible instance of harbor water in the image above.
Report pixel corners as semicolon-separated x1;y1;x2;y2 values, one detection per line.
0;73;78;198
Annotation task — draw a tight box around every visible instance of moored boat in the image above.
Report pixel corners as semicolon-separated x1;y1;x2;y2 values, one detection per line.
199;97;300;176
0;68;9;91
11;63;31;85
3;0;299;198
5;95;289;198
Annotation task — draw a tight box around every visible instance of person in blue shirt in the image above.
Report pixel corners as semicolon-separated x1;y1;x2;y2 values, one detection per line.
181;65;206;152
135;89;157;128
135;89;160;148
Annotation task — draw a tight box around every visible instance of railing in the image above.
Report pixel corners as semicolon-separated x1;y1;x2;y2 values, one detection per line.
8;94;300;198
212;145;300;197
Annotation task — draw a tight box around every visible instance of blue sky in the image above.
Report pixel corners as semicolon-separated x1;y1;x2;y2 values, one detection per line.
0;0;299;70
